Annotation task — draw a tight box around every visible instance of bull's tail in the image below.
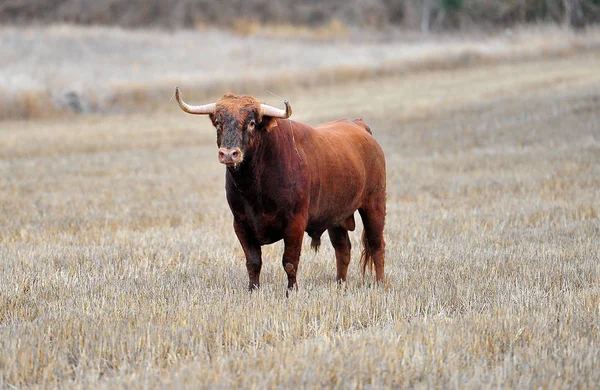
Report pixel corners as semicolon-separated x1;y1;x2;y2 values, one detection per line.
310;236;321;252
360;229;374;276
353;119;372;135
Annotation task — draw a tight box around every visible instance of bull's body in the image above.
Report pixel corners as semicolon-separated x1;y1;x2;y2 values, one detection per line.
227;118;386;289
175;90;386;290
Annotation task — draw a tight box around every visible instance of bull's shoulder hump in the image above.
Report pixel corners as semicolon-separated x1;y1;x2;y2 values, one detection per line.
351;119;372;134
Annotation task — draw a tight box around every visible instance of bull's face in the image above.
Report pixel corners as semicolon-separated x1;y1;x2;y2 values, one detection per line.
210;95;262;167
174;88;292;167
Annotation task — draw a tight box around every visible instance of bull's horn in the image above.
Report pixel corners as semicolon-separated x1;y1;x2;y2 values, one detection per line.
175;87;216;115
261;100;292;119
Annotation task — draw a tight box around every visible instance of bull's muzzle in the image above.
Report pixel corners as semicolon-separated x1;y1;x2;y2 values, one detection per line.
218;147;243;166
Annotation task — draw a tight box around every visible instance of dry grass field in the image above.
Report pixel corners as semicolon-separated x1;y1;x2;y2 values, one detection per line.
1;50;599;388
2;24;600;120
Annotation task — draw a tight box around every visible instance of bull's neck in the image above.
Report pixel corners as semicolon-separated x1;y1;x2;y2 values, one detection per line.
226;120;300;196
225;155;260;191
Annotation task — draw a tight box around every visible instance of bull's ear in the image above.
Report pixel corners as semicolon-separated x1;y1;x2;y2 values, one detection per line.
261;117;279;132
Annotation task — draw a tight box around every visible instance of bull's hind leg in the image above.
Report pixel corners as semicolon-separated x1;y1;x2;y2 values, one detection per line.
327;226;351;282
358;197;386;282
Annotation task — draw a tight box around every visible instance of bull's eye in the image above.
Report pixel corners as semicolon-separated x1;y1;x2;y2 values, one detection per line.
247;119;256;131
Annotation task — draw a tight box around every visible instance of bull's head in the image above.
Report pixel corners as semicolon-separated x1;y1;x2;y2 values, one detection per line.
175;87;292;167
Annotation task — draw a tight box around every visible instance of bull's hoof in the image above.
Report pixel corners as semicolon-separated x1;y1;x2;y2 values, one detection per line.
285;284;298;297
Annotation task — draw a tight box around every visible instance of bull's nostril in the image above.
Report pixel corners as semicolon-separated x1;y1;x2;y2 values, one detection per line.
218;148;242;163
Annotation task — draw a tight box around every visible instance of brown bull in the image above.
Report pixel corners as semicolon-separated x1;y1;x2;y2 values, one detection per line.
175;88;386;291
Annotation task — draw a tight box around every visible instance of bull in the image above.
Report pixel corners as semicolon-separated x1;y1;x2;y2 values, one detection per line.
175;88;386;291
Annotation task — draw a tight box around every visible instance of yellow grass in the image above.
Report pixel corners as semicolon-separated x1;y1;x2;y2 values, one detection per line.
1;52;599;388
231;18;349;41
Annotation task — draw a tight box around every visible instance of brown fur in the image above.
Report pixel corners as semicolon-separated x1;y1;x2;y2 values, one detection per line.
206;94;386;290
353;119;372;134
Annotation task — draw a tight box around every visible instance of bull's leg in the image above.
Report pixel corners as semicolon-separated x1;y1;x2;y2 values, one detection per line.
359;197;386;282
233;221;262;290
327;226;351;283
282;222;305;292
282;237;302;291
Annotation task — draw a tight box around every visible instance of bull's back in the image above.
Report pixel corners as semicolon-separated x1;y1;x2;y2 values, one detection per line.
297;119;385;227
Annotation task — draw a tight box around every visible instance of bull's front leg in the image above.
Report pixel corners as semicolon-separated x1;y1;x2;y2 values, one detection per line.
233;221;262;290
282;219;306;292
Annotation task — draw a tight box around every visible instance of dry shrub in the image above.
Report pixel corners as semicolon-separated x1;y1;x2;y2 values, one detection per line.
232;18;349;41
231;18;260;36
0;88;63;120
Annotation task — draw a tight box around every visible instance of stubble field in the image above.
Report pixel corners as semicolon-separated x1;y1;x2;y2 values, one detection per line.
1;51;599;388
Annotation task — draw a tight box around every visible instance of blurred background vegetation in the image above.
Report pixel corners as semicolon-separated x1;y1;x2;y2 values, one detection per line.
1;1;599;120
1;0;599;31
